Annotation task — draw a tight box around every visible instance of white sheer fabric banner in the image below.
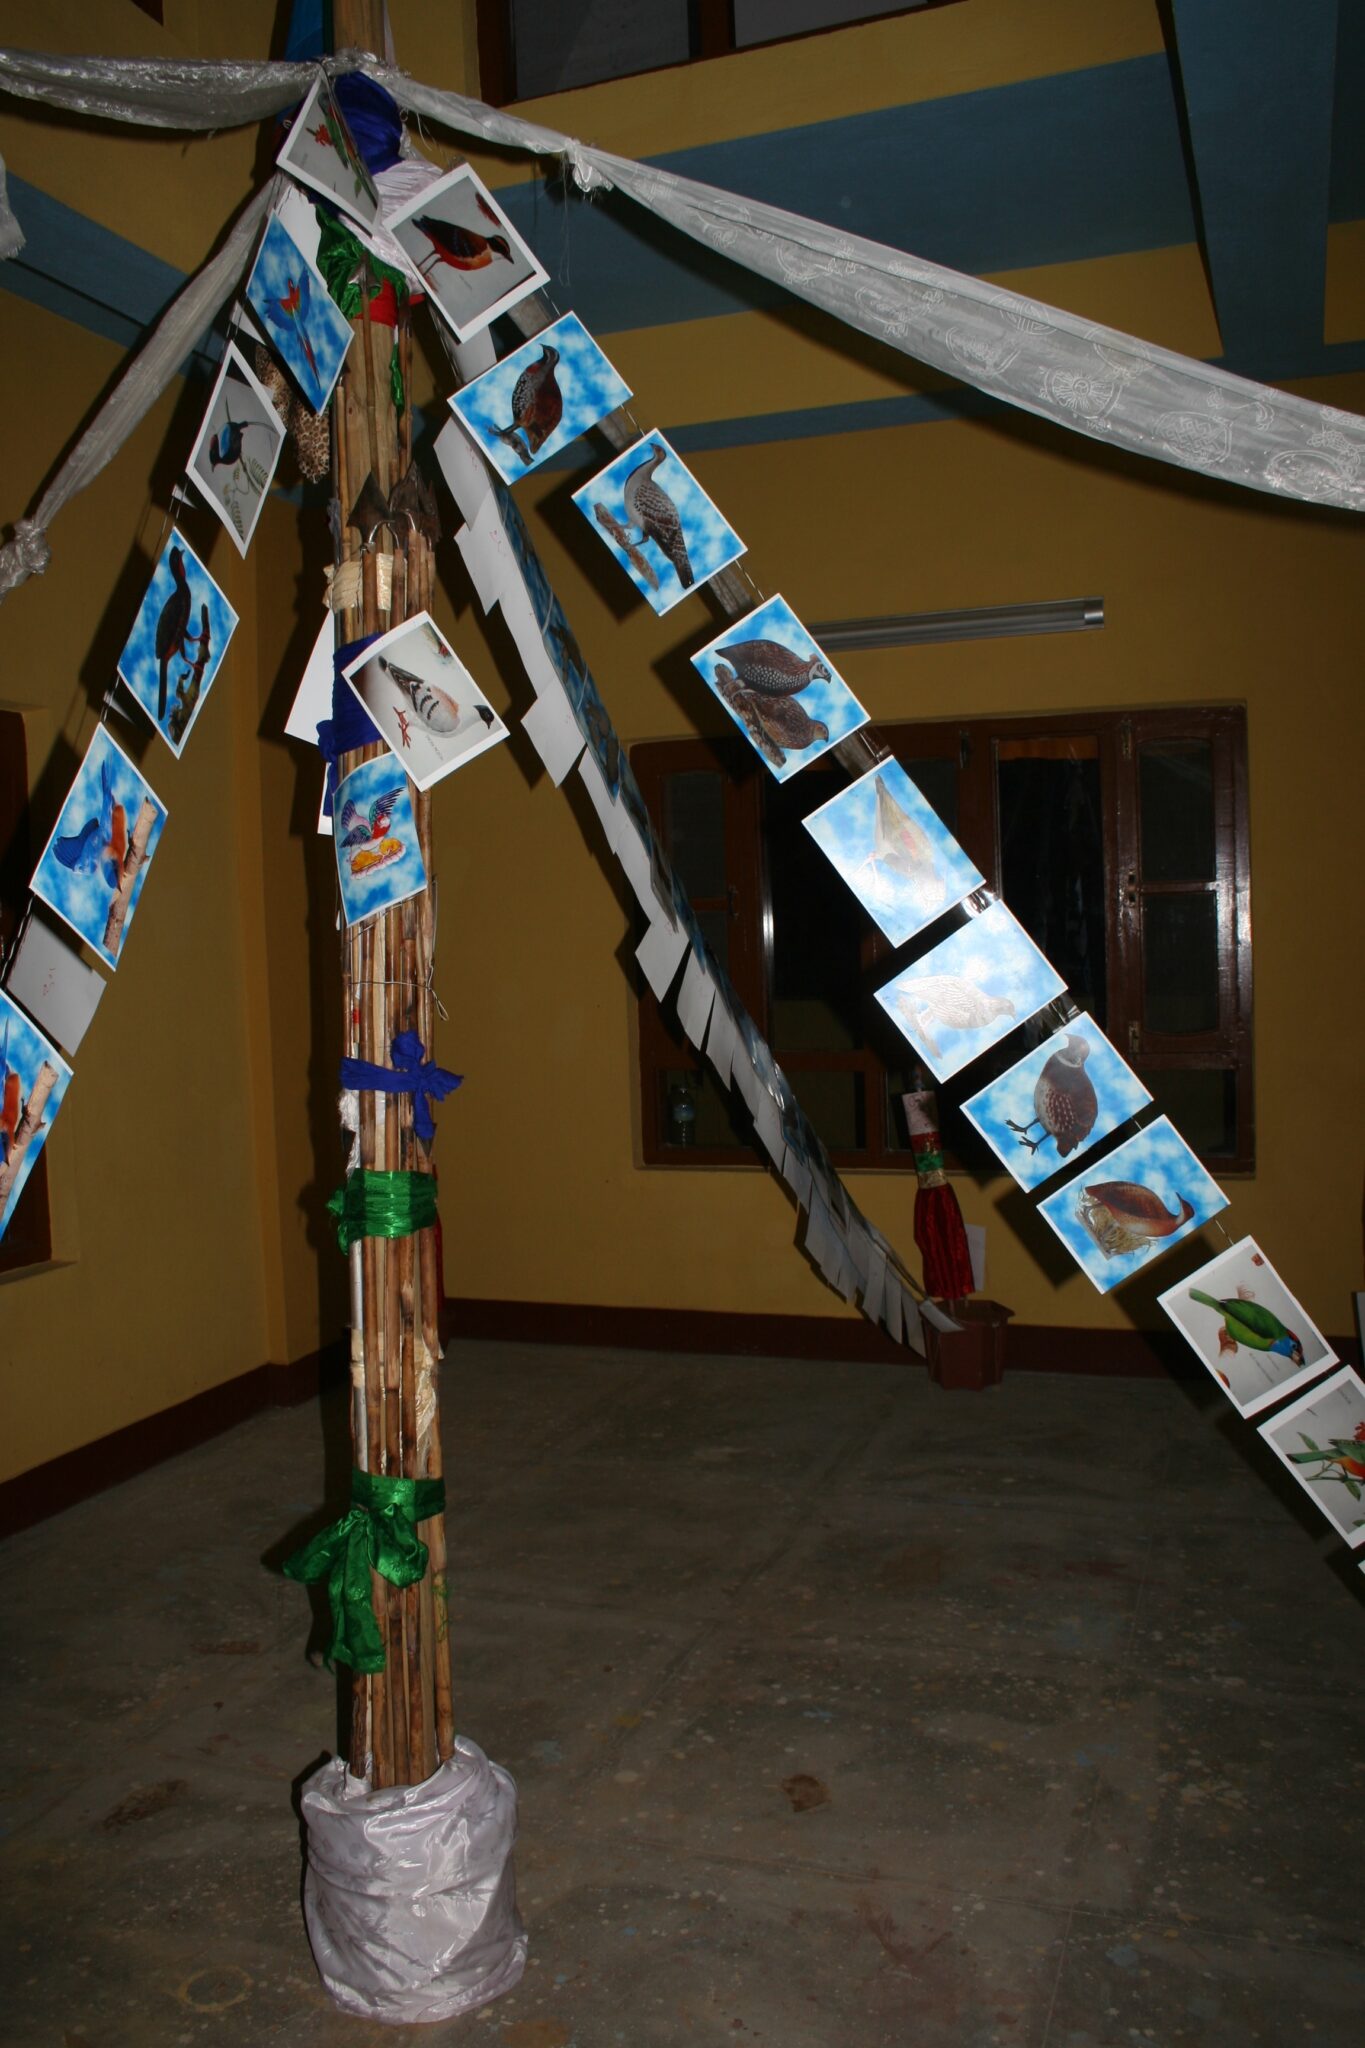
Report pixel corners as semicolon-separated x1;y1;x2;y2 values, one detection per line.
0;48;1358;515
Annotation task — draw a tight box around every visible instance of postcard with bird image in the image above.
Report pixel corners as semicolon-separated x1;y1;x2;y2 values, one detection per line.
1159;1237;1336;1419
275;72;381;234
1036;1115;1228;1296
1258;1366;1365;1548
961;1015;1152;1193
448;312;632;486
873;899;1064;1083
30;726;167;973
385;163;548;343
803;759;983;948
244;210;352;415
115;532;239;758
186;340;286;558
691;596;869;784
0;987;73;1249
333;753;428;928
572;432;746;617
341;611;509;794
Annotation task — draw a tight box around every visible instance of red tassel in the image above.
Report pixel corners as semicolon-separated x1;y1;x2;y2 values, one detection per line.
903;1089;975;1300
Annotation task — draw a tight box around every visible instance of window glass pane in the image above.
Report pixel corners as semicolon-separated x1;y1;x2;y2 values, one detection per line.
659;1068;746;1151
1143;893;1220;1034
695;907;730;979
663;771;727;902
788;1068;866;1154
768;774;865;1052
509;0;692;97
1136;1068;1237;1157
1140;741;1215;881
996;740;1106;1022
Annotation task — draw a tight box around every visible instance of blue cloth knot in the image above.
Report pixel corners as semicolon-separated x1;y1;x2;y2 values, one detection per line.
317;633;385;817
340;1031;462;1146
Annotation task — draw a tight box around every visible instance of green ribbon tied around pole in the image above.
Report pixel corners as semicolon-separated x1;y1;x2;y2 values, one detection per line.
314;210;413;414
283;1470;446;1673
327;1167;437;1252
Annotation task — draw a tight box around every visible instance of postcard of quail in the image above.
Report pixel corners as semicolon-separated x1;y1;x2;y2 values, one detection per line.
342;612;509;794
572;432;746;616
116;532;239;759
1258;1366;1365;1548
187;340;286;558
961;1014;1151;1193
1036;1115;1227;1295
873;899;1064;1083
29;725;168;973
691;596;869;783
386;163;548;343
1159;1236;1337;1418
0;988;72;1248
803;758;985;948
275;72;381;233
449;313;632;485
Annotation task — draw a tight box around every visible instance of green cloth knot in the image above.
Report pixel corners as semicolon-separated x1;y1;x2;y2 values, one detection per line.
283;1469;446;1673
327;1168;437;1251
314;210;412;413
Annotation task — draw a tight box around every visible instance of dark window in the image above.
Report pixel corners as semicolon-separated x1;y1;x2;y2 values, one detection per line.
0;710;54;1274
633;705;1253;1176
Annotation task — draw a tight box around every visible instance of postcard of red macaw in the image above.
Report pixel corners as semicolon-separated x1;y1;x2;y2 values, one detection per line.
29;726;167;973
0;988;72;1248
1159;1236;1337;1418
245;209;352;415
1259;1366;1365;1548
342;612;509;793
333;754;427;928
116;532;239;757
386;163;548;343
276;73;381;233
186;341;286;558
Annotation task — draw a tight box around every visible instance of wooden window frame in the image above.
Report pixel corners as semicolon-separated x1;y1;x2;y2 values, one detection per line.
633;703;1253;1176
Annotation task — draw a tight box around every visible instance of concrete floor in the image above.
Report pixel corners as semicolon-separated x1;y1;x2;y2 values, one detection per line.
3;1338;1364;2046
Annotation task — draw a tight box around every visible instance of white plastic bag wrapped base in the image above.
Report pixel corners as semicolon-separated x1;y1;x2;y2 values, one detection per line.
301;1736;527;2025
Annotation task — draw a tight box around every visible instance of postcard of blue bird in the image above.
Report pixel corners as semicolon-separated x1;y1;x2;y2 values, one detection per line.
449;313;632;486
573;432;746;617
387;163;548;343
245;211;352;415
1159;1234;1336;1418
874;900;1064;1083
333;755;428;928
803;759;984;948
116;532;239;758
0;988;72;1248
692;596;868;784
30;725;167;972
1037;1115;1227;1295
961;1015;1151;1193
187;341;286;558
275;73;381;234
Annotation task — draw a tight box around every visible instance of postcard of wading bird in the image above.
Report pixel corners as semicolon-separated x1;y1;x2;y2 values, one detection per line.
961;1014;1152;1193
803;759;985;948
333;755;427;929
0;989;72;1248
1159;1235;1336;1418
449;313;632;485
244;212;352;415
573;432;747;617
29;726;167;972
692;596;868;783
116;533;238;757
386;164;548;343
187;341;286;558
1037;1115;1227;1295
343;612;509;794
275;73;381;234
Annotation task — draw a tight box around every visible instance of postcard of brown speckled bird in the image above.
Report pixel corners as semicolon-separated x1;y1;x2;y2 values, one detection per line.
342;612;509;793
1159;1236;1336;1418
572;432;746;617
1258;1365;1365;1549
803;759;985;949
449;313;632;485
874;900;1064;1084
386;164;548;343
1036;1115;1227;1295
0;988;72;1250
691;596;869;783
961;1015;1151;1193
115;532;239;758
276;73;381;233
186;341;286;558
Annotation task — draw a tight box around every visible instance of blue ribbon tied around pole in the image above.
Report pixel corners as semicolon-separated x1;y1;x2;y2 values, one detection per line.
316;633;385;821
340;1031;463;1145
